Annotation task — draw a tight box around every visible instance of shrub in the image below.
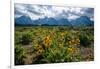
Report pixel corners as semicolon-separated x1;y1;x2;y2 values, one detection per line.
15;32;22;44
21;33;33;45
15;45;26;65
79;34;91;47
41;43;82;63
42;46;67;63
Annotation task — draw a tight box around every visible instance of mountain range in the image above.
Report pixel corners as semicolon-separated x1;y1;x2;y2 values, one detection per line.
15;15;94;26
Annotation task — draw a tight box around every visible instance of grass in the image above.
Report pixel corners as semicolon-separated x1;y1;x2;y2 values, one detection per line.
15;26;94;65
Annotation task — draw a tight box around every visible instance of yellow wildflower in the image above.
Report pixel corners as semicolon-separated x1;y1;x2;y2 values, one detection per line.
43;35;52;48
61;32;65;36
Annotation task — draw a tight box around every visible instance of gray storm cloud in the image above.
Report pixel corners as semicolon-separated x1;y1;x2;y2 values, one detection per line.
15;3;94;21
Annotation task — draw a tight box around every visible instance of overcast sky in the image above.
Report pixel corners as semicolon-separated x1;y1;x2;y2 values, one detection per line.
15;3;94;21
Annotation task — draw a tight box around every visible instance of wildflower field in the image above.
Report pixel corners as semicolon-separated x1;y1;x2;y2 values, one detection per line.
15;26;94;65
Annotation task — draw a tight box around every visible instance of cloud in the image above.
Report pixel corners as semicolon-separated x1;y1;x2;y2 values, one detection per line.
82;8;94;20
15;3;94;21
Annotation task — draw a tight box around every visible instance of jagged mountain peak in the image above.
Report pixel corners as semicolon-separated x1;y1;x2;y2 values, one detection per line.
15;15;93;26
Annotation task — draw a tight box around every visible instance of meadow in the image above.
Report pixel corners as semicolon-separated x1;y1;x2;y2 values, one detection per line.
15;26;94;65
